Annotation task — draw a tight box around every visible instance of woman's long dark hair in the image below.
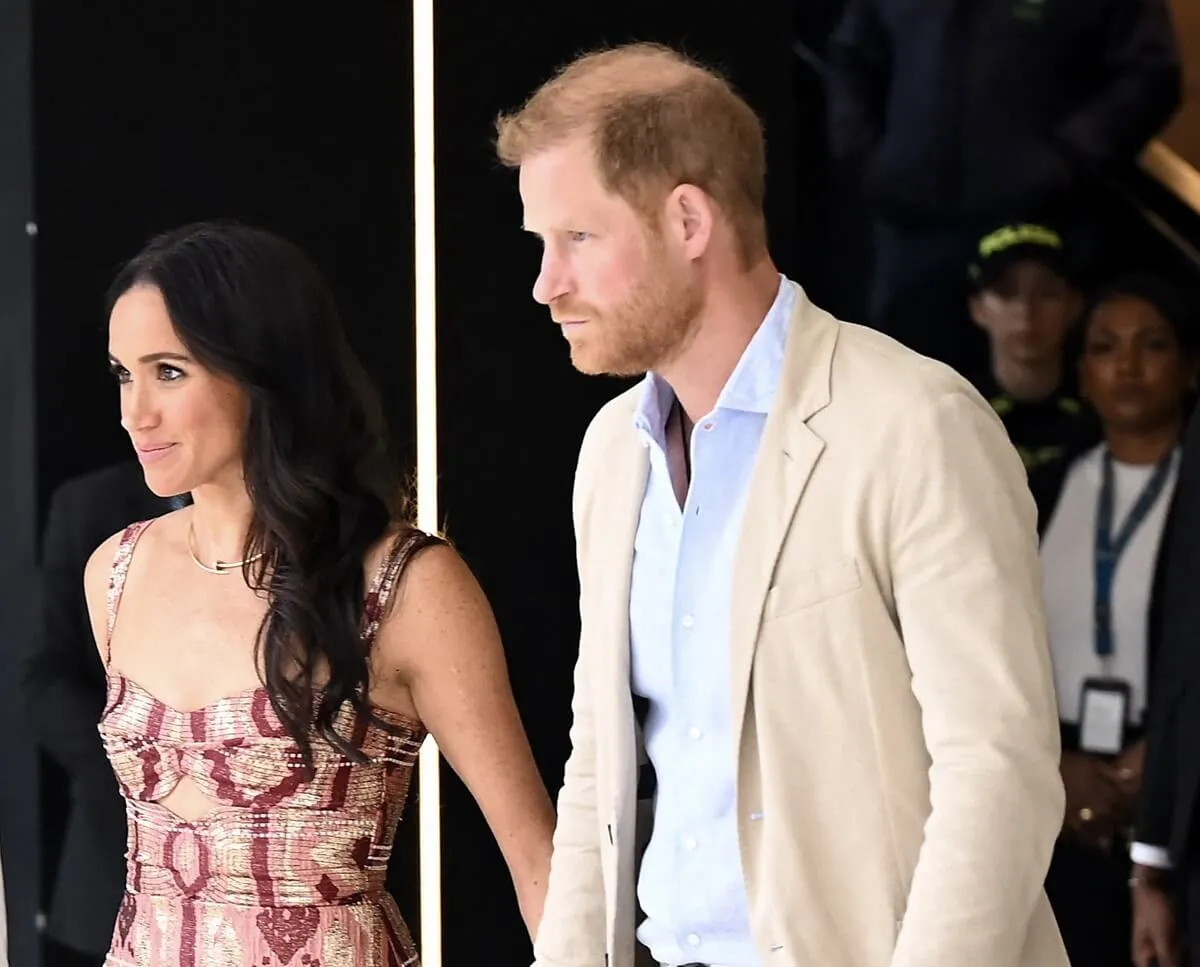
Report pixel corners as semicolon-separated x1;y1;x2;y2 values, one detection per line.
108;222;426;770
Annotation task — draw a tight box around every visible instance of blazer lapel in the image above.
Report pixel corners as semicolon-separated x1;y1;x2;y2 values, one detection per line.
591;433;650;811
729;291;840;755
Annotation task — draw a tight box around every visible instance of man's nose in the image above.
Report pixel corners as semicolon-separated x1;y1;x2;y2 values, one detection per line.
532;249;570;306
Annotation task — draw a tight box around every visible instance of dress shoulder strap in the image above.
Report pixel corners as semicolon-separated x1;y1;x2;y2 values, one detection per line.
104;519;154;666
360;527;445;645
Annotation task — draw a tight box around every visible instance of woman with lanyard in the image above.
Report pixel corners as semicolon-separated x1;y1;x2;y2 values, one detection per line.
1034;274;1196;967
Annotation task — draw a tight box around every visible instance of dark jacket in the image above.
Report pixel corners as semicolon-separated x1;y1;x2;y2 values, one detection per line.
1137;409;1200;864
975;370;1101;479
22;460;178;955
826;0;1182;224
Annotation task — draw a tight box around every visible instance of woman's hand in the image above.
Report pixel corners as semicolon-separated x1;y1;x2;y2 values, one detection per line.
1061;750;1122;848
1104;739;1146;827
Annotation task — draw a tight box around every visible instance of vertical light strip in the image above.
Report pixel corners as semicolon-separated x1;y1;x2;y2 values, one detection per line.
412;1;442;967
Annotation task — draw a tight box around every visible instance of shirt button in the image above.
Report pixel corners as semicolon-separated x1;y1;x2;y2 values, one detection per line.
681;614;695;629
683;836;698;850
686;933;701;947
688;726;703;740
702;421;715;431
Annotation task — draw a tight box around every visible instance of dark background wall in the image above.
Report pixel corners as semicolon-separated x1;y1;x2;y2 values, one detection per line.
1;0;42;963
23;3;802;966
33;2;418;512
31;1;423;959
1163;0;1199;165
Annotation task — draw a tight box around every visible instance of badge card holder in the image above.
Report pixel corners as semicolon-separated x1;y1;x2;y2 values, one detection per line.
1078;677;1130;757
1082;448;1171;758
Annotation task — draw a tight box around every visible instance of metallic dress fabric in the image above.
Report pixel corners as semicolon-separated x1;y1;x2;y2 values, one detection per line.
99;520;429;967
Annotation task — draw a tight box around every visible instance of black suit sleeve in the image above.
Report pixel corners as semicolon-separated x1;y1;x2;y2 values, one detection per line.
21;481;117;792
825;0;891;170
1136;414;1200;849
1055;0;1181;166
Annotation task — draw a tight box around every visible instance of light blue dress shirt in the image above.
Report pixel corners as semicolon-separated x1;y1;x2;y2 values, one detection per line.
629;277;794;967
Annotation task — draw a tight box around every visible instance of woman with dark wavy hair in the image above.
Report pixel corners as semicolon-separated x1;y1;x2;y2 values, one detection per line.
82;222;555;966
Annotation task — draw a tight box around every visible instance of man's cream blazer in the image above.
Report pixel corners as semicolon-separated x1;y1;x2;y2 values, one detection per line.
534;284;1070;967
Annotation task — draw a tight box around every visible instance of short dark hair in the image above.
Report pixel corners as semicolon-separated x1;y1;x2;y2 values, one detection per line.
1084;273;1197;352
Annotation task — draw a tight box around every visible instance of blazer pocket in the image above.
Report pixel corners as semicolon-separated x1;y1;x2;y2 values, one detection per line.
762;557;862;623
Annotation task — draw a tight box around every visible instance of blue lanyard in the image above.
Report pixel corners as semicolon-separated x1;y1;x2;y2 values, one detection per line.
1093;448;1174;657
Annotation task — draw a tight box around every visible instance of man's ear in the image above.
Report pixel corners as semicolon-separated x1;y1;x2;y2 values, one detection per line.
968;292;989;330
663;183;714;260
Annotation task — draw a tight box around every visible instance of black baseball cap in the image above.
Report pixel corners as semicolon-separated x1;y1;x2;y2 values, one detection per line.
968;222;1077;291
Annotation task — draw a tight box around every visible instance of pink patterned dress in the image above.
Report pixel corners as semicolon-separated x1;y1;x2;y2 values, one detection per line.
98;521;432;967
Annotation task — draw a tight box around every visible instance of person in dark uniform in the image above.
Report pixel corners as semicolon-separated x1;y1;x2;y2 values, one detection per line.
967;221;1100;476
825;0;1181;375
22;461;186;967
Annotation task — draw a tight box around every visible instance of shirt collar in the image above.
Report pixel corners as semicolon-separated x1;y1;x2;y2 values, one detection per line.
632;275;793;440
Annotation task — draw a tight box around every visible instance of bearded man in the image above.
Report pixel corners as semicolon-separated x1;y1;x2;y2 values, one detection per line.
497;42;1069;967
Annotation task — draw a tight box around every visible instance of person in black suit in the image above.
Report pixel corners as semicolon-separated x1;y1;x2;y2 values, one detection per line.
1130;332;1200;967
22;460;185;966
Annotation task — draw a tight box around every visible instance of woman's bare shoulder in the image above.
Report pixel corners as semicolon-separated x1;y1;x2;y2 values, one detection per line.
362;522;452;586
364;525;480;627
83;511;185;606
84;528;128;592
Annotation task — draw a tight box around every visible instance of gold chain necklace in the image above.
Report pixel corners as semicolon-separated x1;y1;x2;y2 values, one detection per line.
187;523;265;575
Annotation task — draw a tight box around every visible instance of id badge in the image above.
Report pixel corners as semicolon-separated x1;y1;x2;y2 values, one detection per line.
1078;677;1130;755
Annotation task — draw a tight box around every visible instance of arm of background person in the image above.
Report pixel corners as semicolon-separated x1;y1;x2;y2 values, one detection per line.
21;479;121;791
825;0;892;172
1133;407;1200;865
1055;0;1181;167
